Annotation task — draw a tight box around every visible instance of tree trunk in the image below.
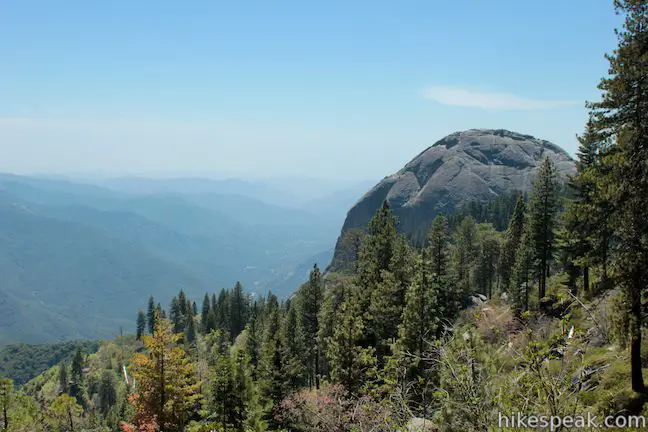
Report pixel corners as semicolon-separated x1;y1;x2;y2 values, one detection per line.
3;405;7;430
630;281;645;393
315;348;320;390
583;266;590;293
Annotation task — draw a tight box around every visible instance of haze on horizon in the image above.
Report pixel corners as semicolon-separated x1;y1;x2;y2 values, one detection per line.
1;1;620;181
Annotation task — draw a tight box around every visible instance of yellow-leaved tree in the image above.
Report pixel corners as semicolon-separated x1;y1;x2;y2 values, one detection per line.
126;312;201;432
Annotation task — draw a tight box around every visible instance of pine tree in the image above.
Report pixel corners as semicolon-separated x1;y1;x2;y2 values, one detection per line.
71;349;84;385
428;214;450;277
59;364;69;395
474;224;500;299
527;157;560;302
451;216;478;292
128;312;201;432
585;0;648;393
367;233;413;363
499;195;526;295
0;378;12;431
216;289;231;336
147;296;156;334
317;279;348;380
210;348;235;431
326;287;377;395
281;301;307;391
136;310;146;341
185;314;196;345
230;282;249;338
201;293;212;334
69;349;85;407
169;296;185;335
511;228;533;313
258;304;288;430
357;200;399;293
398;252;441;357
231;348;264;432
177;289;188;317
574;119;614;287
244;302;261;376
98;370;117;414
298;264;323;388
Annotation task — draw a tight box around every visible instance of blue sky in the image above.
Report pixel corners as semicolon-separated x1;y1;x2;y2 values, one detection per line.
0;1;620;181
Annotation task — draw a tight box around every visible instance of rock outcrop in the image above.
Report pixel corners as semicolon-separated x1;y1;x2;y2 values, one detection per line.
329;129;576;271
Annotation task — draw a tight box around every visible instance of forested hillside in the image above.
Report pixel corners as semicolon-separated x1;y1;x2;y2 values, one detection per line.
0;1;646;431
0;176;346;344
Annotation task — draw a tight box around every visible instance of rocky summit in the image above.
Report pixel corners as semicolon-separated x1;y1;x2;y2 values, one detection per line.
330;129;576;269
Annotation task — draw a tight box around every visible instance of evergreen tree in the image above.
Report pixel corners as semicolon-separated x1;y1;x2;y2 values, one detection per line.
585;0;648;393
527;157;560;302
244;302;261;376
69;349;85;407
368;270;405;361
136;310;146;341
357;200;399;294
428;214;450;277
511;228;533;313
499;195;527;295
573;118;615;287
326;287;377;395
185;314;196;345
177;289;188;317
474;224;500;299
71;348;84;385
58;364;68;395
230;282;249;338
366;228;413;362
201;293;212;334
97;370;117;414
169;296;185;335
451;216;478;292
298;264;323;389
231;348;264;432
398;252;441;357
210;348;236;431
147;296;156;334
216;289;231;336
281;301;307;390
317;279;348;380
258;303;288;430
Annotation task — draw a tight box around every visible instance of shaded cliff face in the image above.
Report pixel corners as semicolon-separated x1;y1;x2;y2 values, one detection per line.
329;129;576;270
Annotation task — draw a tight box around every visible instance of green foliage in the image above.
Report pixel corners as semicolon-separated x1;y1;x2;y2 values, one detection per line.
297;264;324;388
136;310;146;341
451;216;477;293
325;287;377;395
581;0;648;393
0;340;99;387
527;157;560;301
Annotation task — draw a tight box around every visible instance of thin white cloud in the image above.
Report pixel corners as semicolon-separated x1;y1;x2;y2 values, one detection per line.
423;86;579;110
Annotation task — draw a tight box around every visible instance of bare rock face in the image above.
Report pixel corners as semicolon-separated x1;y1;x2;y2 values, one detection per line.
330;129;576;270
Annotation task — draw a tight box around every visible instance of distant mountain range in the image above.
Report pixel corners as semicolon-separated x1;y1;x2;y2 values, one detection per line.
0;174;372;345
